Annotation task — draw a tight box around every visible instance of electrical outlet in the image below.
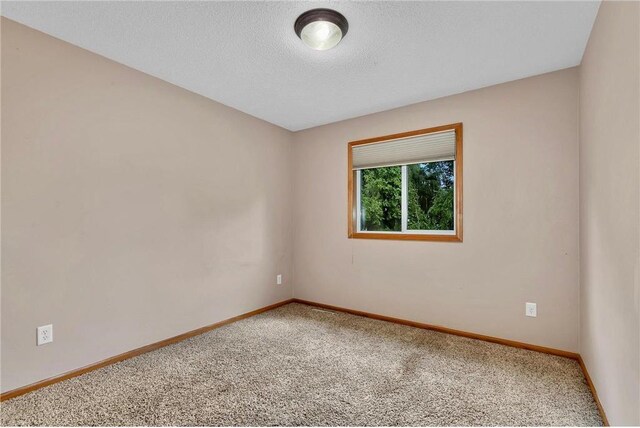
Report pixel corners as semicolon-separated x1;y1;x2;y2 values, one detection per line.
37;324;53;345
276;274;282;285
525;302;537;317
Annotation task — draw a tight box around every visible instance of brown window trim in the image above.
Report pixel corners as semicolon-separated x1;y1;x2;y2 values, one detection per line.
347;122;463;242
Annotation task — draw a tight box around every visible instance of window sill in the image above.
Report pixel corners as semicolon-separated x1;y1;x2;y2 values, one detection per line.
348;232;462;242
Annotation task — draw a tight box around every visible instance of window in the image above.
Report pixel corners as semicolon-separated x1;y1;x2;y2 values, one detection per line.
348;123;463;242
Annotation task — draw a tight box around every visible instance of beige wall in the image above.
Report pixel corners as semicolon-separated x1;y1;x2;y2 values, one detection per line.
0;18;294;393
579;1;640;425
292;68;581;352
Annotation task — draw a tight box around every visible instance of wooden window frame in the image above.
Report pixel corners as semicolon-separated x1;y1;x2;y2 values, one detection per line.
347;122;463;242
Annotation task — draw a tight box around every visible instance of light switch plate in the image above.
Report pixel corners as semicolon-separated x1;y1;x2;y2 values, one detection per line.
276;274;282;285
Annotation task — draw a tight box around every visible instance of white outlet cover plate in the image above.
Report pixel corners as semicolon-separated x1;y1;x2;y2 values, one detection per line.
37;324;53;345
525;302;537;317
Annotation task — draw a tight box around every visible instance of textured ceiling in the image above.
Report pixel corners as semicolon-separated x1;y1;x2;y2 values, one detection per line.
1;1;600;131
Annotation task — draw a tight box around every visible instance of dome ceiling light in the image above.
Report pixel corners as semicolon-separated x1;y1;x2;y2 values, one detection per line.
294;8;349;51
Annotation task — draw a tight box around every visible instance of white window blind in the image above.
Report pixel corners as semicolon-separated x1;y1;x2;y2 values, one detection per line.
352;129;456;170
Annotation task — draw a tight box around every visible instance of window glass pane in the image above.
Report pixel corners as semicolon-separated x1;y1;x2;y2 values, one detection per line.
407;161;455;231
359;166;402;232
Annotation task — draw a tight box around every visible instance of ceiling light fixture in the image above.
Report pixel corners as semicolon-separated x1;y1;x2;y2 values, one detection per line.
294;8;348;51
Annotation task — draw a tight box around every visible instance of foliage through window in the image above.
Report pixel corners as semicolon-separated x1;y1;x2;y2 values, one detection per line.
349;124;462;242
358;161;454;232
407;161;454;231
359;166;402;232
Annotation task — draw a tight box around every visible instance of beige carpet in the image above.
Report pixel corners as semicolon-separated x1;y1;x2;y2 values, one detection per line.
1;303;602;426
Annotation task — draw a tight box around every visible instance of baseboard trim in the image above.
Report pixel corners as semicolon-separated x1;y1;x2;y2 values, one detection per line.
0;298;294;402
292;298;610;426
578;355;609;426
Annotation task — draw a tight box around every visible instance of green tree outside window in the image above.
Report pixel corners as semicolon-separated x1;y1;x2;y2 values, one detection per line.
359;161;454;232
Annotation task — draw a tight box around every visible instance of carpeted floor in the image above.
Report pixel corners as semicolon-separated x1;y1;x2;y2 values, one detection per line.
1;303;602;426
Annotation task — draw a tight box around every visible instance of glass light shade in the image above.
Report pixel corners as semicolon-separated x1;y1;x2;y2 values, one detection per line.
300;20;343;51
